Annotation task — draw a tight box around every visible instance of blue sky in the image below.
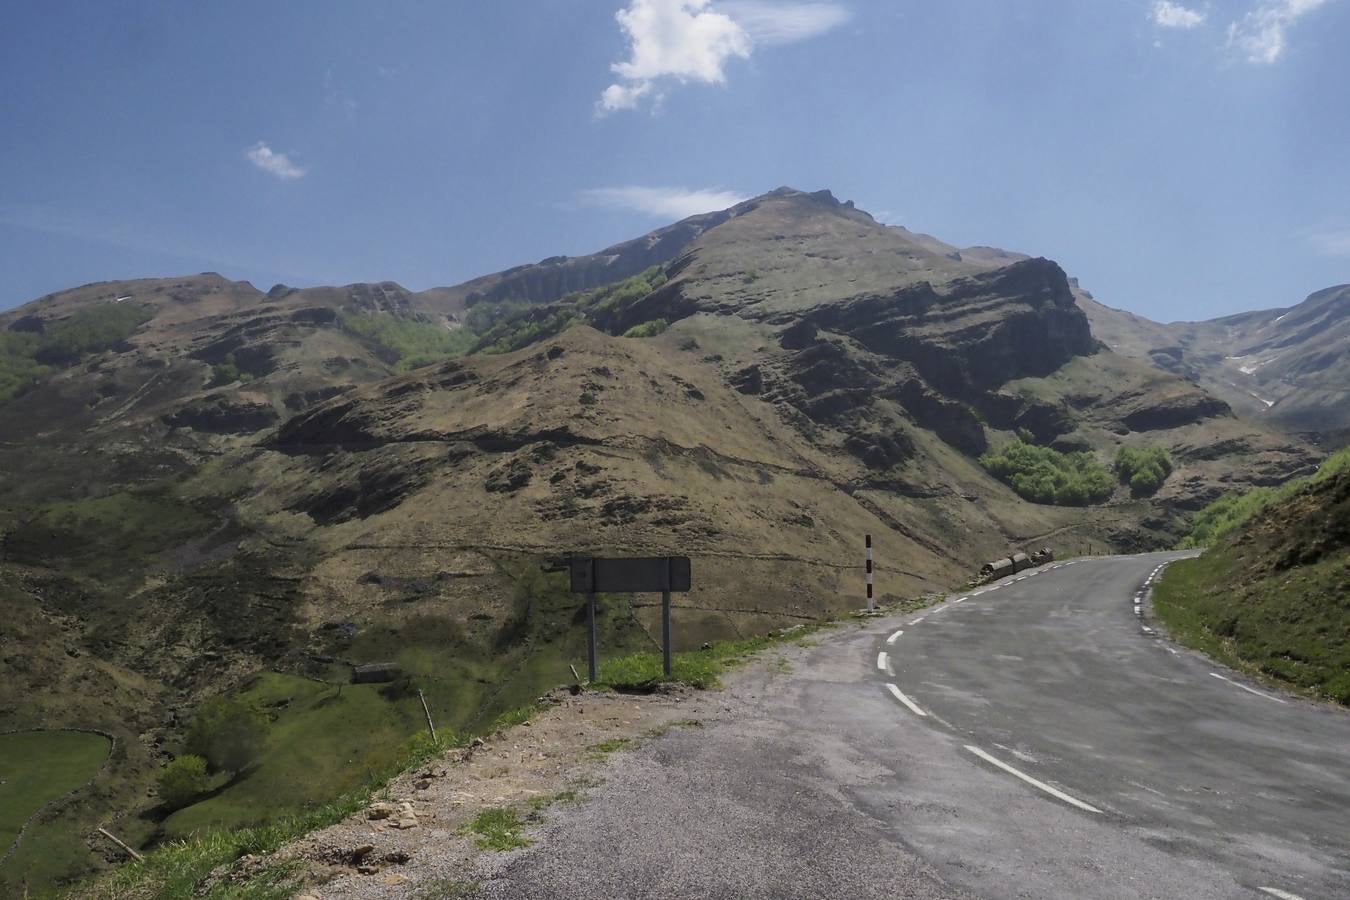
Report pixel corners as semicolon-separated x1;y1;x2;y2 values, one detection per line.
1;0;1346;321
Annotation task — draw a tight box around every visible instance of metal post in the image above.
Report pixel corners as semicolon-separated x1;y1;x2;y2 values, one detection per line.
664;555;675;674
865;533;874;613
587;589;598;682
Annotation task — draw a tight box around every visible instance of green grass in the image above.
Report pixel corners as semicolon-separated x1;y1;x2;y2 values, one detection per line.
336;312;478;370
1180;446;1350;548
1153;553;1350;704
7;489;213;583
160;675;444;838
78;733;441;900
595;625;831;691
586;737;632;757
0;731;111;883
462;807;530;851
527;789;580;813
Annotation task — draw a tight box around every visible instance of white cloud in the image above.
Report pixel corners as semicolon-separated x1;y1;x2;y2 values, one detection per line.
1151;1;1206;29
1227;0;1331;63
1308;228;1350;256
245;142;306;180
578;186;749;219
717;1;852;45
598;0;848;113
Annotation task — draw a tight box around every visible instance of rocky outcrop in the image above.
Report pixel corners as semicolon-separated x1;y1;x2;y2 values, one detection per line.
1119;393;1232;431
804;259;1095;398
163;394;279;434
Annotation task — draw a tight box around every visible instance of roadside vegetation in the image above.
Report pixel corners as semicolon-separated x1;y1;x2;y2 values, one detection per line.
979;439;1115;506
1180;446;1350;548
80;732;444;900
1156;448;1350;704
68;592;872;899
0;302;154;401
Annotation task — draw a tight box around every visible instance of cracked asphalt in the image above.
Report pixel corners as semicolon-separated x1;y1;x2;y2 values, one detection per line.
471;552;1350;899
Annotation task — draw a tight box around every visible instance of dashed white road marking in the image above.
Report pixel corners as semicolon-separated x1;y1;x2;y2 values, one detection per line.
885;683;927;717
1210;672;1287;704
910;616;926;625
964;745;1101;813
876;651;889;672
886;629;904;644
1257;887;1307;900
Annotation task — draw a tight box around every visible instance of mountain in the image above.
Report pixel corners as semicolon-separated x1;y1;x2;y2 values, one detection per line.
0;187;1316;892
1078;284;1350;446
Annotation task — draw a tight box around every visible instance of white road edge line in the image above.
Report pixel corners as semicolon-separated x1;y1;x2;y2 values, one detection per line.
886;629;904;644
877;651;888;672
964;745;1101;814
1257;887;1307;900
886;683;927;717
1209;672;1287;704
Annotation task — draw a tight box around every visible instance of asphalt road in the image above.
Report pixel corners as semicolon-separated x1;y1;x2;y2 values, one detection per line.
475;552;1350;899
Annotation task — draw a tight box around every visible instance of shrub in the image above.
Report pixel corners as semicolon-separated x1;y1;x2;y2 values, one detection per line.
1115;446;1173;496
621;318;669;338
186;697;270;773
979;439;1114;506
156;754;209;810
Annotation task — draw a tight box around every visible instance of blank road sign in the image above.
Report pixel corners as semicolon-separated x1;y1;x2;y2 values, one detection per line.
568;556;692;593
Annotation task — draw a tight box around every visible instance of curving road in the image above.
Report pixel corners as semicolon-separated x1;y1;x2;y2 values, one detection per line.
473;552;1350;899
880;552;1350;899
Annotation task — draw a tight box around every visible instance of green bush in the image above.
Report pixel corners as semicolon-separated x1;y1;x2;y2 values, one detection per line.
186;698;270;774
979;439;1115;506
157;755;209;810
1115;446;1173;496
34;303;155;365
0;303;154;401
0;331;48;401
621;318;668;338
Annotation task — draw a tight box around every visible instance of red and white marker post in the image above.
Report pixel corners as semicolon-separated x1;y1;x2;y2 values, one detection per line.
865;533;874;613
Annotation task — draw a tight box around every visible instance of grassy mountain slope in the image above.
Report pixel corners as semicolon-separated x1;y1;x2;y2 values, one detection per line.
1154;450;1350;703
0;187;1319;894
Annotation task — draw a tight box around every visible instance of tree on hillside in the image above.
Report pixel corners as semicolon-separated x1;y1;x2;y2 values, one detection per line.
185;697;269;774
156;754;209;810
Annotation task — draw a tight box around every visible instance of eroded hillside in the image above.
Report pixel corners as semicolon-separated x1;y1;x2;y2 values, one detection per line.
0;187;1318;893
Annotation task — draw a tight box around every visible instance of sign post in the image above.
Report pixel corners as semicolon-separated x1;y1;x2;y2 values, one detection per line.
561;555;692;682
662;557;673;677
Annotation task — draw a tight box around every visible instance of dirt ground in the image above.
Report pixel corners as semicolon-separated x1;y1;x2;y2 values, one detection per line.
263;678;738;899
